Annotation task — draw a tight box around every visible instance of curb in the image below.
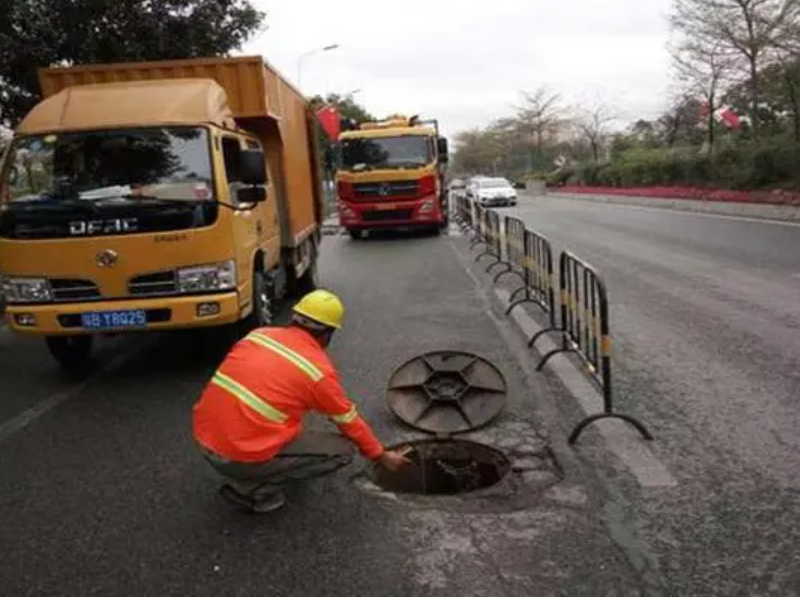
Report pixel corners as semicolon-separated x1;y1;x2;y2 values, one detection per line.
541;191;800;223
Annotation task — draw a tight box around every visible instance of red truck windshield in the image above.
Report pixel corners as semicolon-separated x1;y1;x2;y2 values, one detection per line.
340;135;432;170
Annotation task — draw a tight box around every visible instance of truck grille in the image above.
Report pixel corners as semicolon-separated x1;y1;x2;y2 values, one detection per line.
129;271;177;296
50;279;102;301
354;181;418;198
362;209;414;222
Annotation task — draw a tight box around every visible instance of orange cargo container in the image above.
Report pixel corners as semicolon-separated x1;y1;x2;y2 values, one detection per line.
0;56;324;370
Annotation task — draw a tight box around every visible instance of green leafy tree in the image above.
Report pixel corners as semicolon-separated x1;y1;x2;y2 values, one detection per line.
0;0;266;126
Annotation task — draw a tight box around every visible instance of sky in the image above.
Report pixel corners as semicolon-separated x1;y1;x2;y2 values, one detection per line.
241;1;677;139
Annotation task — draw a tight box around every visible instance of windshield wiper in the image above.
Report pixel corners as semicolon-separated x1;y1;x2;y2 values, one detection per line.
120;194;210;206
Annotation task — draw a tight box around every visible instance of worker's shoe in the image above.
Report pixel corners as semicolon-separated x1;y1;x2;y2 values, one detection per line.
252;489;285;513
219;484;285;514
219;484;256;511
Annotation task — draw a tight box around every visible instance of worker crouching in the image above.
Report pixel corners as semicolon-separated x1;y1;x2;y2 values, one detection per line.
193;289;410;513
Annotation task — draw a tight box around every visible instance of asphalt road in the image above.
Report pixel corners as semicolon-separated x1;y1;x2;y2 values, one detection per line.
2;194;798;594
487;192;800;595
0;228;643;595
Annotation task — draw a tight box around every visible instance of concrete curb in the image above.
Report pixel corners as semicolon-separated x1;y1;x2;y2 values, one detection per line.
541;191;800;223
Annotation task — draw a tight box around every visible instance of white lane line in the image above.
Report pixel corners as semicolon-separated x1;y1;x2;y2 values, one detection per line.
0;342;144;445
496;288;678;488
551;194;800;227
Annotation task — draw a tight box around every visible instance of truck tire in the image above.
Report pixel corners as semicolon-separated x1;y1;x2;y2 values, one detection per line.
348;229;363;240
294;260;318;295
241;270;272;333
45;335;93;371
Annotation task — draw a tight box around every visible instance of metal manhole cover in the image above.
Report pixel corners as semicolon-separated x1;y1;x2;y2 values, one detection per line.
386;351;507;434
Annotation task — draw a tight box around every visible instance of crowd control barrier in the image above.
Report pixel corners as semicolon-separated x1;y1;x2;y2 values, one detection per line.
469;203;489;250
491;216;526;285
505;227;557;343
475;209;508;274
454;196;473;231
536;251;653;443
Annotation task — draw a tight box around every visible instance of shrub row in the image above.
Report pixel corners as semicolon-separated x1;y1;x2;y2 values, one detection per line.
568;138;800;191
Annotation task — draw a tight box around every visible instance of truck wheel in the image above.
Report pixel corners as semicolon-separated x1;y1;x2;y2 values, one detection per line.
295;260;318;295
348;229;363;240
242;270;272;333
45;335;93;371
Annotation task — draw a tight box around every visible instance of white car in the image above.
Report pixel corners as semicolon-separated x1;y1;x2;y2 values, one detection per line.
474;177;517;207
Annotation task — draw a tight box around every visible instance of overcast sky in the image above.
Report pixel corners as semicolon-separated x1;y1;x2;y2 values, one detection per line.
241;1;676;138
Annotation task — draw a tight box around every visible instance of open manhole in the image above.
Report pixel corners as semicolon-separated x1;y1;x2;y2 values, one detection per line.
386;351;507;434
373;439;511;495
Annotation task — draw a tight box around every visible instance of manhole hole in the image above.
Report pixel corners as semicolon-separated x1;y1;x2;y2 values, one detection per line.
373;439;511;495
386;351;507;434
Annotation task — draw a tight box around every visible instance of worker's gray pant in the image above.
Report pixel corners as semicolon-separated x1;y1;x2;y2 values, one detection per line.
200;430;354;493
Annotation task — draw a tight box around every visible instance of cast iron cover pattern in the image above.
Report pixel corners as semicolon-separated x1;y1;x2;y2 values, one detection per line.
386;351;507;434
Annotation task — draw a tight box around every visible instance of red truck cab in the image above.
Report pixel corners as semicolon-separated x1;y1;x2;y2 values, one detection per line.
335;116;448;239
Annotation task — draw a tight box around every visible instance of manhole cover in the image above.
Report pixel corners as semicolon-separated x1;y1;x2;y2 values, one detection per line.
386;351;506;434
373;439;510;495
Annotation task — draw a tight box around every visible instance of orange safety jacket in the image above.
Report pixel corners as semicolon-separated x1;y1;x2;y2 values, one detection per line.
193;326;384;463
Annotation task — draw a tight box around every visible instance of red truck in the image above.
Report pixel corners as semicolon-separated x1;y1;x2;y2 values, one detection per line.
335;116;449;239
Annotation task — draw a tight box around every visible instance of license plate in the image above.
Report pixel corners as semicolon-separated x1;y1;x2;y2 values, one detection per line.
81;310;147;329
378;203;397;210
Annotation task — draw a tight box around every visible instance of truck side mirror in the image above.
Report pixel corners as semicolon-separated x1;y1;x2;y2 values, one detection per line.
437;137;449;163
237;186;266;205
240;150;267;185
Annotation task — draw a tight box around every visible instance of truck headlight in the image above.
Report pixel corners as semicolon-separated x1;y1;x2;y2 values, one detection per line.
176;260;236;293
0;276;53;303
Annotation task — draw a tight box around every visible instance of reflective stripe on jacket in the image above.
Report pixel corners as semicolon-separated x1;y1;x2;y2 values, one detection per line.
192;326;384;462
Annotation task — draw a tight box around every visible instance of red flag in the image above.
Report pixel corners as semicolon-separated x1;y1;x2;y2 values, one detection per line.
715;106;741;130
316;105;341;141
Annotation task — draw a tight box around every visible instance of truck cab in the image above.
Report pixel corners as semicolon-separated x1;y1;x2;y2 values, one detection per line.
335;116;448;239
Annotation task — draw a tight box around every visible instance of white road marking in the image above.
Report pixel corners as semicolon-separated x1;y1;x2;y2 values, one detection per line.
551;194;800;228
0;342;144;445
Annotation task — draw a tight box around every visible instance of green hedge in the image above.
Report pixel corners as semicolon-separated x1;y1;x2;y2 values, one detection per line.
574;138;800;190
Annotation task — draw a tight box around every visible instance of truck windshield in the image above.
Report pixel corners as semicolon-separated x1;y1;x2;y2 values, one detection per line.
1;127;213;205
341;135;432;170
0;127;218;239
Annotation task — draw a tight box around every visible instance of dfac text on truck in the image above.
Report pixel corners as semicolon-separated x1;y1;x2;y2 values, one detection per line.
0;56;324;370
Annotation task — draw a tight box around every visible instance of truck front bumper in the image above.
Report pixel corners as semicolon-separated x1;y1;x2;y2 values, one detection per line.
339;195;443;229
4;291;241;336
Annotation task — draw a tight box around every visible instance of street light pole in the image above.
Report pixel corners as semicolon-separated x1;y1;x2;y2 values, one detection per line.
296;43;339;89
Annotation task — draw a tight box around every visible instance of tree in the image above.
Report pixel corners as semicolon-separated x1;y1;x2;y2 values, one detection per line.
309;93;375;127
671;38;734;154
513;87;565;171
0;0;266;126
670;0;800;138
573;102;616;162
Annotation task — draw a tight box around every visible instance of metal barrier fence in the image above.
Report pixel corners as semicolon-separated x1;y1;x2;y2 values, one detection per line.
492;216;526;285
536;251;653;443
469;203;489;250
475;209;508;273
505;225;557;344
454;196;472;230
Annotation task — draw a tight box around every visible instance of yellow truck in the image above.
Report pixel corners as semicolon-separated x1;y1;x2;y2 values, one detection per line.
335;116;448;239
0;56;324;369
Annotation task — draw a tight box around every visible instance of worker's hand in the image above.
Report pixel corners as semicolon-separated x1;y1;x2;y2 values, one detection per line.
378;449;413;472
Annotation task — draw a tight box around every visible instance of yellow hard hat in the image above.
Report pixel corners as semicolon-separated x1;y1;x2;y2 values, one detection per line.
292;289;344;329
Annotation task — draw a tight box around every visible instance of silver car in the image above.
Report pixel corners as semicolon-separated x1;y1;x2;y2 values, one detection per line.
474;178;517;207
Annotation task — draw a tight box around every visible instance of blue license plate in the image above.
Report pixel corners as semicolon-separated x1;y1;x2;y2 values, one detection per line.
81;310;147;329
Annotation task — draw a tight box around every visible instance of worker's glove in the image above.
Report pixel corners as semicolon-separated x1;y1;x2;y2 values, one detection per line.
378;450;412;472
